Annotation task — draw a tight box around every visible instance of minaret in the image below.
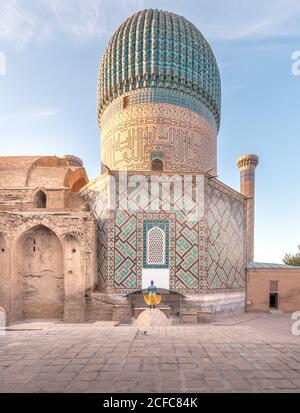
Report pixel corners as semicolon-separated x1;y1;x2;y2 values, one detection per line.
237;154;259;263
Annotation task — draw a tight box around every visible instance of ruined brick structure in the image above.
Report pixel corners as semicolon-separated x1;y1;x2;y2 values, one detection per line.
0;156;97;323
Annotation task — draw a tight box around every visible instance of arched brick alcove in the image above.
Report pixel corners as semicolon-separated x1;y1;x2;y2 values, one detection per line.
0;233;9;316
16;224;64;319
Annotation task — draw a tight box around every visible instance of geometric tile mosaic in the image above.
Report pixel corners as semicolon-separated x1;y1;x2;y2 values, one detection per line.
82;175;247;296
114;210;137;289
206;184;246;291
175;211;199;292
143;220;169;269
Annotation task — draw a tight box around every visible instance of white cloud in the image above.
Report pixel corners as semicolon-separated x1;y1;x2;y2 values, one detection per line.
47;0;109;41
0;0;52;48
188;0;300;40
0;0;299;47
47;0;145;42
32;108;63;120
0;0;144;47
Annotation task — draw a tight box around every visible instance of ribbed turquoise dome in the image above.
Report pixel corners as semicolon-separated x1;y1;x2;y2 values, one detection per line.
98;9;221;129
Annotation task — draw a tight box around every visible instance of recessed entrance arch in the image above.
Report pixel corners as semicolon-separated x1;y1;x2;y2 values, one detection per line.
16;225;64;319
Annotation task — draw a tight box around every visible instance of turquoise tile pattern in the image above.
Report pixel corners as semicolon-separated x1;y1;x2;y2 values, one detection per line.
100;87;218;132
82;176;246;295
98;9;221;130
206;185;246;290
114;210;137;289
150;151;165;160
143;220;169;269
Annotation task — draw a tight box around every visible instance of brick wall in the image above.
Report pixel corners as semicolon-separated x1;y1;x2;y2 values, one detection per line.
247;268;300;312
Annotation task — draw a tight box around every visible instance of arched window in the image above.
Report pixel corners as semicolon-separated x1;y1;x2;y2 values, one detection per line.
147;226;165;266
34;190;47;208
151;158;163;171
123;96;129;109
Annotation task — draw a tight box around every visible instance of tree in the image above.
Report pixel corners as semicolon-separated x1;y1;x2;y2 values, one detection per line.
283;246;300;266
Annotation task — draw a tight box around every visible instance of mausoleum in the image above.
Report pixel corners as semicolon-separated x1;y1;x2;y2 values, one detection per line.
0;9;266;323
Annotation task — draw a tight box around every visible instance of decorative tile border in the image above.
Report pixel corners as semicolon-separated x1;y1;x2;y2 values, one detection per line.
143;220;169;269
150;151;165;160
137;212;176;291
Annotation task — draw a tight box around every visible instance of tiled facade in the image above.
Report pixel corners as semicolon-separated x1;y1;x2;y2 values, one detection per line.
81;175;247;297
206;183;247;291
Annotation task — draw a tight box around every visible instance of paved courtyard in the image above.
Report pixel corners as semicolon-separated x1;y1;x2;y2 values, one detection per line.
0;313;299;393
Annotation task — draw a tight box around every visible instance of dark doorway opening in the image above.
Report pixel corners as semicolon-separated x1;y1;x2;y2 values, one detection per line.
269;293;278;309
34;190;47;208
123;96;129;109
151;158;163;171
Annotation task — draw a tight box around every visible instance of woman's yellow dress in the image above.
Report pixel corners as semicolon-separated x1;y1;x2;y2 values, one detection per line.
143;292;161;306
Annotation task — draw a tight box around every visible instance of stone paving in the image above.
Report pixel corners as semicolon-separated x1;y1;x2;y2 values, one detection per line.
0;313;299;393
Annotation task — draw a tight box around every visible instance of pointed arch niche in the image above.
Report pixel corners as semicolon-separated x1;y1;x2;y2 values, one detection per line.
16;224;64;319
34;190;47;208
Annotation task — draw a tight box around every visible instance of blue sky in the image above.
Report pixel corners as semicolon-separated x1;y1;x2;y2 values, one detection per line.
0;0;300;263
